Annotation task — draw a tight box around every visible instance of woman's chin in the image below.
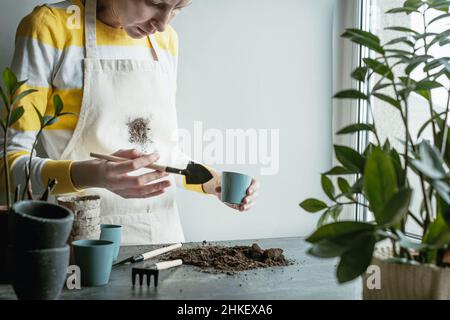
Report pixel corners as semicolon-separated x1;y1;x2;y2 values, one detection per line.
124;28;146;39
128;32;146;39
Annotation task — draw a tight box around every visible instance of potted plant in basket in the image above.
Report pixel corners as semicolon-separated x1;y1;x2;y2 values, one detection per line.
300;0;450;299
1;68;76;299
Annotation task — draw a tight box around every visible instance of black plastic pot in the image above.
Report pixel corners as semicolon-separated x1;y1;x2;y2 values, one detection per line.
11;245;69;300
0;206;9;284
9;201;74;250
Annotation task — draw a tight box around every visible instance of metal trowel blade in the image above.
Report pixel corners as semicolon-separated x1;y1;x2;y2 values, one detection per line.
183;162;214;184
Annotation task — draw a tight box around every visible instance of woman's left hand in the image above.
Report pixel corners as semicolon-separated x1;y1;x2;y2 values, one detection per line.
203;172;259;212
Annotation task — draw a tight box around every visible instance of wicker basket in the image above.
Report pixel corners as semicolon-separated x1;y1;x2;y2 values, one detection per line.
362;248;450;300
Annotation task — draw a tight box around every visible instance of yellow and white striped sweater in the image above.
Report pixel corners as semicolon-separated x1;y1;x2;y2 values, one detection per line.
1;0;206;197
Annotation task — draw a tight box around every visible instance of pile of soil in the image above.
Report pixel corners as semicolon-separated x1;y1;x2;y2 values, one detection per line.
161;243;291;274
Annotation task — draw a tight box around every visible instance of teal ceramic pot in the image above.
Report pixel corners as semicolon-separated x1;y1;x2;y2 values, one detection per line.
221;172;252;205
100;224;122;262
72;240;114;286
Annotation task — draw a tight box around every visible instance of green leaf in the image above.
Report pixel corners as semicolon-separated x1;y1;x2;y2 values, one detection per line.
372;82;392;92
337;123;375;135
372;93;401;109
337;232;376;283
385;49;414;56
429;29;450;48
432;180;450;205
43;116;59;127
12;80;27;97
417;111;446;138
316;210;332;228
8;106;24;126
12;89;37;106
323;166;357;175
57;112;77;117
315;205;343;228
321;175;335;201
428;0;450;12
413;32;439;41
423;213;450;247
437;194;450;226
410;140;446;180
334;145;366;173
351;177;364;194
337;178;351;194
390;148;406;187
33;105;44;125
385;26;419;35
306;221;375;243
329;204;344;221
363;58;394;81
404;0;424;9
308;239;348;258
300;199;328;213
334;89;368;100
378;188;412;226
351;67;368;82
429;13;450;25
53;94;63;115
397;232;429;252
386;7;419;14
338;178;355;201
3;68;17;95
414;80;443;91
385;36;415;47
342;29;385;54
405;55;433;74
0;86;8;108
364;147;398;216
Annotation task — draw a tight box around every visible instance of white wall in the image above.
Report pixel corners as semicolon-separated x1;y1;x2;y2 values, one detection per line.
0;0;336;242
0;1;45;70
172;0;335;241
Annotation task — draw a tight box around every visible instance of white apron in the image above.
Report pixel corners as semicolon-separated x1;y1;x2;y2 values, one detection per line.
59;0;185;245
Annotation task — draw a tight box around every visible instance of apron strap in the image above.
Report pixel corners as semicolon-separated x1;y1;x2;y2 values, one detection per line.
84;0;98;59
148;35;160;62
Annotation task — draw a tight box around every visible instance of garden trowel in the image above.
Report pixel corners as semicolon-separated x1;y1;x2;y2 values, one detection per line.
90;152;213;184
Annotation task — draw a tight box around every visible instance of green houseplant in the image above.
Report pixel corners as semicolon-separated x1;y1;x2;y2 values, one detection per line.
1;68;74;204
1;68;75;287
300;0;450;299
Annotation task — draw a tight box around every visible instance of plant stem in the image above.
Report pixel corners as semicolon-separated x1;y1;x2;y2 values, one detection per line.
338;201;369;208
404;99;409;185
383;55;433;232
365;72;381;145
22;128;42;200
423;10;438;142
408;210;424;228
3;112;11;209
440;91;450;156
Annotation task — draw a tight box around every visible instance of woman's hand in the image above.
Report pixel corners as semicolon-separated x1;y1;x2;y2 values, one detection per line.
71;149;171;199
202;172;259;212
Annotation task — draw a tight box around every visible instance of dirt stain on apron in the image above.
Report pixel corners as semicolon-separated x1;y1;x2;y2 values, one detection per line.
127;117;153;152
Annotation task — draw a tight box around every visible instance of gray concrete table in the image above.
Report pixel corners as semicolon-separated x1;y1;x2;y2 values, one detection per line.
0;237;361;300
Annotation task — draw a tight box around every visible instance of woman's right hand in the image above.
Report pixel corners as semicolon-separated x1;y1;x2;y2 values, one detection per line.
71;149;171;199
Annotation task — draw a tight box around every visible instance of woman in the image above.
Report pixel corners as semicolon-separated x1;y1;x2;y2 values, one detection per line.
4;0;259;244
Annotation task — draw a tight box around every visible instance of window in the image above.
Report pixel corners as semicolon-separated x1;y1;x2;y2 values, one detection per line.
358;0;450;237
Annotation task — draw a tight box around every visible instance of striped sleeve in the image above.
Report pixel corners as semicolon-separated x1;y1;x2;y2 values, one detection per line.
0;5;80;197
